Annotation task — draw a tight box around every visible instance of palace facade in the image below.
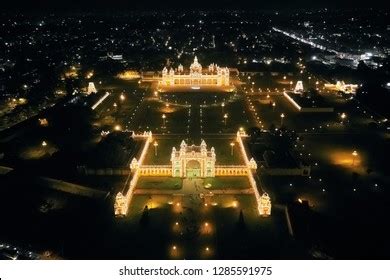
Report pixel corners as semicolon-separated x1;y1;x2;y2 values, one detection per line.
160;56;230;87
171;140;216;178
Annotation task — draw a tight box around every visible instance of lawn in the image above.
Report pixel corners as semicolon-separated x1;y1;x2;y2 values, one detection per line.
203;176;249;189
137;177;182;190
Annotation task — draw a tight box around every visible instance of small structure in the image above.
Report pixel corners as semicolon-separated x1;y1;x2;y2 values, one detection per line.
87;82;97;94
324;81;358;94
114;192;126;216
294;81;304;94
259;193;272;216
171;140;216;178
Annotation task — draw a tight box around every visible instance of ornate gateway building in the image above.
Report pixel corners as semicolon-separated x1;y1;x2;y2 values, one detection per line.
171;140;216;178
160;56;230;88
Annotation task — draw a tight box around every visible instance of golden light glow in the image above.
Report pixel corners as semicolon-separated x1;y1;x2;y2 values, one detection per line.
116;70;141;80
38;118;49;127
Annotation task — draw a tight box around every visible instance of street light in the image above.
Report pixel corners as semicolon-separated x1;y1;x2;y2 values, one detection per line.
230;142;235;156
341;112;346;124
153;141;158;156
162;114;166;127
272;102;276;111
223;113;228;126
120;94;125;101
221;102;225;113
352;150;358;166
41;141;47;147
280;113;285;126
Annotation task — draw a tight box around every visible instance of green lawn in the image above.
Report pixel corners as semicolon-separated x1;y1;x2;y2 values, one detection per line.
203;176;249;189
137;177;182;189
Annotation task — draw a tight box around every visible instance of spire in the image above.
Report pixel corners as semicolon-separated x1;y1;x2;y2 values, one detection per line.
201;139;207;147
180;140;187;149
194;56;198;63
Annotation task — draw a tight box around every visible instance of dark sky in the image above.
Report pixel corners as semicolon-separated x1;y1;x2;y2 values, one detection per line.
2;0;389;12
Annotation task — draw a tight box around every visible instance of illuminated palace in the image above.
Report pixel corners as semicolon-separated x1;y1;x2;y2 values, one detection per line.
114;131;272;217
160;56;230;88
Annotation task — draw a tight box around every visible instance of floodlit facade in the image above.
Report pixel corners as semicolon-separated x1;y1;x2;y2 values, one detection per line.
259;193;272;216
87;82;97;94
160;56;230;87
294;81;304;93
171;140;216;178
324;81;358;94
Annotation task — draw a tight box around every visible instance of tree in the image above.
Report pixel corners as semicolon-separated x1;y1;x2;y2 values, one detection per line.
139;206;150;228
237;210;246;231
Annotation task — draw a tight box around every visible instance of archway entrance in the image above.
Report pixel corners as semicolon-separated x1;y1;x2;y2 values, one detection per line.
186;160;201;178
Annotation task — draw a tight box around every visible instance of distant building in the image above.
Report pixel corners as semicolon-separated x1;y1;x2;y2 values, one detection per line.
259;193;272;216
107;52;123;60
294;81;304;94
99;52;123;61
324;81;358;94
160;56;230;88
87;82;97;94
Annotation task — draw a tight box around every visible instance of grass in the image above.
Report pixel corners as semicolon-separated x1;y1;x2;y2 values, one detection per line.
137;177;182;189
203;176;249;189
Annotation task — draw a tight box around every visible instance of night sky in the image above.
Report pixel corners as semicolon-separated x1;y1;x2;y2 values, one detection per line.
1;0;389;12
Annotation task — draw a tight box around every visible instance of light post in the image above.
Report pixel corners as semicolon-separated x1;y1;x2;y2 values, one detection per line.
154;141;158;156
352;150;358;166
162;114;166;127
230;142;235;156
280;113;285;127
221;102;225;113
120;94;125;101
223;113;228;126
341;112;346;124
272;102;276;111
